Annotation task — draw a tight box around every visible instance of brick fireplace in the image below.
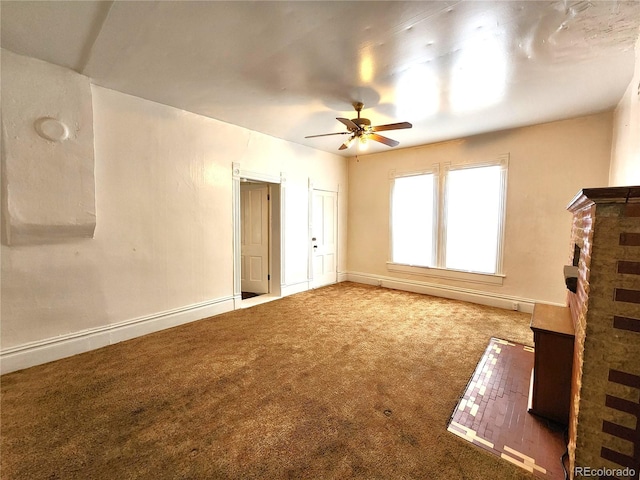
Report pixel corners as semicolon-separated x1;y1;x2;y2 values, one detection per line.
566;186;640;479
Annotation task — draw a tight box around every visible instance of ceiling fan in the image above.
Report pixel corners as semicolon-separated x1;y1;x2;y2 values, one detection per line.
305;102;412;151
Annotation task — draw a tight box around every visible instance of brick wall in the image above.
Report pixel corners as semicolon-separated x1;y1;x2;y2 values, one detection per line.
567;188;640;480
567;200;594;474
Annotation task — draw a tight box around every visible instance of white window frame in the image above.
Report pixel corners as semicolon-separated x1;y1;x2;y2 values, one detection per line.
388;154;508;286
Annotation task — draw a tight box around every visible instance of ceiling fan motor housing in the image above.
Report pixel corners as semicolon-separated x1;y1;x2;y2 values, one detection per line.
352;117;371;129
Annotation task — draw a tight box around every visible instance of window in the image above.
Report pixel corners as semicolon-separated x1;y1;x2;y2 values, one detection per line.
389;155;508;283
391;172;436;267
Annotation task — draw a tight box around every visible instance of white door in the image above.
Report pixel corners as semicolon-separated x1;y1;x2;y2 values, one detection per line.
241;183;269;294
312;190;338;288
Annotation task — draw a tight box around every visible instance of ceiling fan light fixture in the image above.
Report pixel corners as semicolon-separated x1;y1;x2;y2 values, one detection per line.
305;102;412;151
342;136;355;150
358;134;369;151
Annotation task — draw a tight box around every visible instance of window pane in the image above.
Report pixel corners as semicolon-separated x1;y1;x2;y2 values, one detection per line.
445;166;502;274
392;174;434;267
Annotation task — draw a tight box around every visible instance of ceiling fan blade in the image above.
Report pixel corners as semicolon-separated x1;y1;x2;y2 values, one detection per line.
337;117;359;131
369;133;399;147
371;122;412;132
305;132;350;138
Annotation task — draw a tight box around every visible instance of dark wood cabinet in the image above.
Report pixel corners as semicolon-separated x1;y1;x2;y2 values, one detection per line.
528;303;575;425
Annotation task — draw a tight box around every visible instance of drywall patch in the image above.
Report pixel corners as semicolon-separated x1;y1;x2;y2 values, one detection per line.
1;49;96;245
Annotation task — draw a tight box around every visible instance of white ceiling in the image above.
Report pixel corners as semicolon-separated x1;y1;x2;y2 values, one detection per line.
2;1;639;156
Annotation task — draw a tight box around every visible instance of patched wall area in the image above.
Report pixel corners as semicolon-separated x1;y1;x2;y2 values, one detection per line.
1;49;96;245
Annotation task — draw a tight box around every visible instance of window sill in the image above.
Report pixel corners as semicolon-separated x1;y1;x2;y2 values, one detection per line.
386;262;505;285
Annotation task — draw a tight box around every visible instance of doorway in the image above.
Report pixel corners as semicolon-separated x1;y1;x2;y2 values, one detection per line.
240;181;269;300
232;165;283;309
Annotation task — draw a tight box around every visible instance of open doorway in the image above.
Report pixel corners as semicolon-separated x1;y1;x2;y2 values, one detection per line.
240;181;270;300
232;165;282;309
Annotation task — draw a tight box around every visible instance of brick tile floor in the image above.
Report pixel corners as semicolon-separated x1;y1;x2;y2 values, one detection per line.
448;338;568;479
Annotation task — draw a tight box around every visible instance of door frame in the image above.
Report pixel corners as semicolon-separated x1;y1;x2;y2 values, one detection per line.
308;179;340;288
232;163;285;308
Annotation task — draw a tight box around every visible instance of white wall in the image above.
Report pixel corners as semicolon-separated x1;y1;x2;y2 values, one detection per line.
610;33;640;186
347;113;613;308
1;54;348;372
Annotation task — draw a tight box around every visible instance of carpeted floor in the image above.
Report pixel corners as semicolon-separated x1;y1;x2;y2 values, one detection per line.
1;282;538;479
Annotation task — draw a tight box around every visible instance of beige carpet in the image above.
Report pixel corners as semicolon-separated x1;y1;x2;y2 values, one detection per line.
1;282;538;479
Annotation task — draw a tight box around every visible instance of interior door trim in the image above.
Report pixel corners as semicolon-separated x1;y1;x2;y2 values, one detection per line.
232;163;285;308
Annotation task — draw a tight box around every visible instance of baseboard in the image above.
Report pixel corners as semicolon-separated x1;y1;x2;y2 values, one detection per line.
281;280;311;297
346;271;557;314
0;296;235;375
281;275;351;295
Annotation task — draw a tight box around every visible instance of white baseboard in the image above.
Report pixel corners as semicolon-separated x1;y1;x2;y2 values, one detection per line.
0;296;235;375
338;271;348;283
281;280;311;297
346;271;555;314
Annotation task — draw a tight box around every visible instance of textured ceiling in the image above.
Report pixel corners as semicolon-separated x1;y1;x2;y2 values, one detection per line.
2;1;639;156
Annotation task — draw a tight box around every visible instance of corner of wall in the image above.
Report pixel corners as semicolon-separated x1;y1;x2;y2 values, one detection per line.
609;31;640;186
